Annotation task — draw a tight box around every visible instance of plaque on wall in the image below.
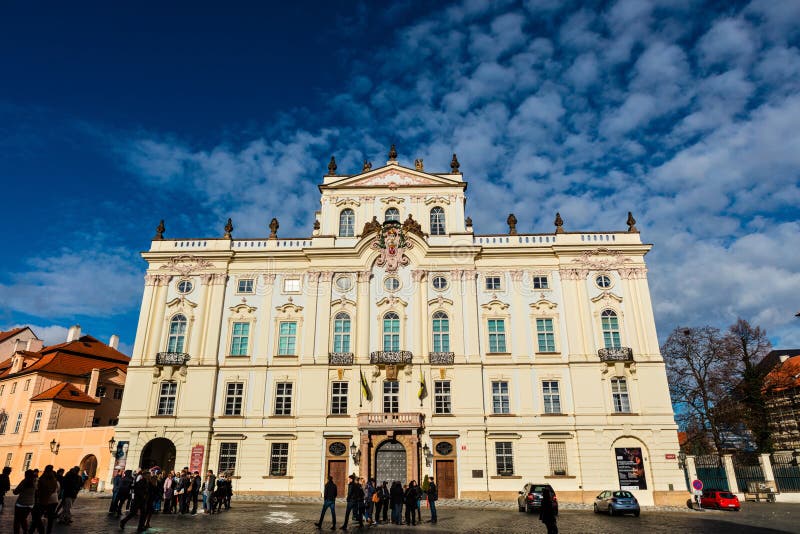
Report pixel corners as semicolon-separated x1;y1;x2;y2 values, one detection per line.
329;442;347;456
435;442;453;456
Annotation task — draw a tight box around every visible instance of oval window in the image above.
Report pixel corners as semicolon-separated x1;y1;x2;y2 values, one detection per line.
432;276;448;291
595;275;612;289
177;280;193;294
384;277;400;292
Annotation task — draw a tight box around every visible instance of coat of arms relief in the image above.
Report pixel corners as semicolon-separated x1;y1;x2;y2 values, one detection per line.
371;220;412;273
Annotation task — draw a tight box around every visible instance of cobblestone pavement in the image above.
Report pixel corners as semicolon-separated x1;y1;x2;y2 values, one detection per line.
1;495;798;533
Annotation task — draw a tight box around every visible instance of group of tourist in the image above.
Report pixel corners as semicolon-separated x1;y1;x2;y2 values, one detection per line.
316;474;438;530
110;467;233;531
0;464;85;534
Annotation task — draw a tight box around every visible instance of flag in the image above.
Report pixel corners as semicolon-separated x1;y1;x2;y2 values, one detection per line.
418;370;427;400
360;370;372;401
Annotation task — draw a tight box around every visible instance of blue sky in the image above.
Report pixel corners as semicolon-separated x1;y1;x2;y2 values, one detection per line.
1;0;799;352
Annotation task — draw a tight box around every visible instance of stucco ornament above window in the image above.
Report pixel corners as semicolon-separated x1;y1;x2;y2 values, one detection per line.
372;220;413;273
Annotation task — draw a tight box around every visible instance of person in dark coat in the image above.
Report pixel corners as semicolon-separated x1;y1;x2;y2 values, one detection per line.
376;481;389;524
57;467;82;525
190;471;202;514
0;466;11;514
108;470;122;514
404;481;419;526
339;474;363;530
427;478;438;524
314;475;337;529
120;471;149;532
539;486;558;534
389;481;403;525
113;470;133;517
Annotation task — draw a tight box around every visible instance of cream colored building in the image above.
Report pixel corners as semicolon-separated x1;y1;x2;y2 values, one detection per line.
115;151;686;505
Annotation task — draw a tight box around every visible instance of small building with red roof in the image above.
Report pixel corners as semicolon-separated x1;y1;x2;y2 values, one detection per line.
761;350;800;452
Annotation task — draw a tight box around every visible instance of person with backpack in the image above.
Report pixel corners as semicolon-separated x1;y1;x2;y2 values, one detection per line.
28;465;59;534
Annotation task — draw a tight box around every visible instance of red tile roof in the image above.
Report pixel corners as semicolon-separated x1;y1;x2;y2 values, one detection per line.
30;382;100;404
0;327;28;344
0;335;129;380
764;354;800;393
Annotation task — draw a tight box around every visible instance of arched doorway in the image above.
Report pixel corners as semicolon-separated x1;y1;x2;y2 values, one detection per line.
79;454;98;489
376;440;406;485
140;438;176;472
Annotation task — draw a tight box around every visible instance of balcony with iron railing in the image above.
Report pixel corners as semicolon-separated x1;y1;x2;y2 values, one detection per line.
597;347;634;362
328;352;354;365
370;351;413;365
357;412;424;430
155;352;190;366
428;352;455;365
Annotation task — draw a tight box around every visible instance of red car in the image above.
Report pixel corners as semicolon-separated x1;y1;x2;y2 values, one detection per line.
701;489;740;511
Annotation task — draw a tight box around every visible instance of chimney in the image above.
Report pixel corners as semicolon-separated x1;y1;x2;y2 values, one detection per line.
109;334;119;350
66;325;81;342
779;354;790;364
88;368;100;398
13;339;26;353
26;338;44;352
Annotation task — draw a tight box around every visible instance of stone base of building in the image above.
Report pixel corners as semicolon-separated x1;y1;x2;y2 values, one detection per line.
653;491;691;506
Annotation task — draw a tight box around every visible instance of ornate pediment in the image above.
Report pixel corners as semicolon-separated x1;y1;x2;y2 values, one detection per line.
428;296;454;307
334;197;361;207
329;167;461;189
376;296;408;308
331;298;357;308
275;302;304;314
159;255;214;276
570;248;632;271
424;195;451;205
530;299;558;312
379;196;406;204
481;299;510;312
229;303;257;317
165;297;198;310
591;291;623;304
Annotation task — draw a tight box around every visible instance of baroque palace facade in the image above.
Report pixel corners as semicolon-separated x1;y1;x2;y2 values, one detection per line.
115;149;685;505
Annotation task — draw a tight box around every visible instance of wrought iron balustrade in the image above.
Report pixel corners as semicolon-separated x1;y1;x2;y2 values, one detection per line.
357;412;424;430
370;351;413;365
328;352;354;365
429;352;455;365
155;352;190;366
597;347;634;362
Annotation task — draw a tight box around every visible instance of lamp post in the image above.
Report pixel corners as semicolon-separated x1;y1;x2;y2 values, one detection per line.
49;439;60;454
108;437;117;453
422;443;433;467
350;442;361;464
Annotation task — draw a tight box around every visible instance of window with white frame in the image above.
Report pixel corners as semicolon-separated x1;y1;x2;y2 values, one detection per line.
269;443;289;476
532;275;549;289
278;321;297;355
339;209;355;237
275;382;293;415
331;381;348;415
488;319;507;353
167;314;187;353
23;452;32;471
0;413;8;434
384;207;400;222
485;276;501;290
383;381;399;413
31;410;42;432
601;310;621;348
491;381;510;414
177;279;193;294
542;381;561;414
611;378;631;413
230;322;250;356
157;381;178;415
10;382;16;394
430;206;446;235
224;382;244;416
283;278;301;293
333;312;351;353
548;441;568;476
434;380;451;414
13;413;22;434
495;441;514;475
237;278;255;294
432;311;450;352
218;442;238;474
536;318;556;352
382;312;400;352
24;379;30;391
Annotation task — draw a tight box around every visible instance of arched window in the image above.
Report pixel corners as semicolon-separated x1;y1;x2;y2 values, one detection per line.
432;311;450;352
167;314;187;353
385;208;400;222
339;209;355;237
382;312;400;352
601;310;621;348
333;312;351;353
430;206;446;235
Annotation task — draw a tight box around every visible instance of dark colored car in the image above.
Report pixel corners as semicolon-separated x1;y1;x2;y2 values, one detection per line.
517;483;558;514
701;489;740;511
593;490;640;516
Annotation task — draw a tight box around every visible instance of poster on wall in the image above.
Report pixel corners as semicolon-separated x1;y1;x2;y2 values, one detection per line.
615;447;647;490
189;445;205;473
113;441;129;471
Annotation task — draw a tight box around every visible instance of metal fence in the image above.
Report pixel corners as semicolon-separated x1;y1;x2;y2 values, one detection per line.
695;455;729;491
732;452;765;492
772;454;800;492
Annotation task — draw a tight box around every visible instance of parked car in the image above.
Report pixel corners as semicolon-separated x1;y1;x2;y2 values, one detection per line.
517;483;558;514
593;490;641;516
701;489;741;510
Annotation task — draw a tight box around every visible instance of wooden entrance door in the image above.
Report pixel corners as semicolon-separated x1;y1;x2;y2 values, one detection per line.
328;459;347;495
436;460;456;498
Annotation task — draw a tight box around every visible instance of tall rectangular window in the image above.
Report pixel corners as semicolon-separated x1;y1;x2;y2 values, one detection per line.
230;322;250;356
485;276;501;290
218;442;238;474
157;382;177;415
382;313;400;352
13;413;22;434
237;279;254;294
269;443;289;476
331;381;348;415
542;381;561;414
4;453;11;467
278;321;297;355
383;381;399;413
548;441;568;476
434;380;451;414
23;452;33;471
24;379;30;391
10;382;16;394
224;382;244;416
492;381;510;414
0;413;8;434
275;382;293;415
31;410;42;432
0;384;4;395
536;318;556;352
532;276;549;289
432;312;450;352
333;313;351;353
611;378;631;413
495;442;514;476
488;319;507;353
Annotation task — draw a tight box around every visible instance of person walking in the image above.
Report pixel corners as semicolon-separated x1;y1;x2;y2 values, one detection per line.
314;475;337;530
57;466;81;525
202;470;216;514
113;470;133;518
539;486;558;534
12;469;36;534
426;477;438;524
404;481;419;526
0;466;11;514
339;474;363;530
108;470;122;514
142;471;159;530
28;465;59;534
389;481;403;525
119;470;149;532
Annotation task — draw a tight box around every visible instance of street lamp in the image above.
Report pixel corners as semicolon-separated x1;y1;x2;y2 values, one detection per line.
49;439;60;454
350;442;361;463
108;437;117;453
422;443;433;467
